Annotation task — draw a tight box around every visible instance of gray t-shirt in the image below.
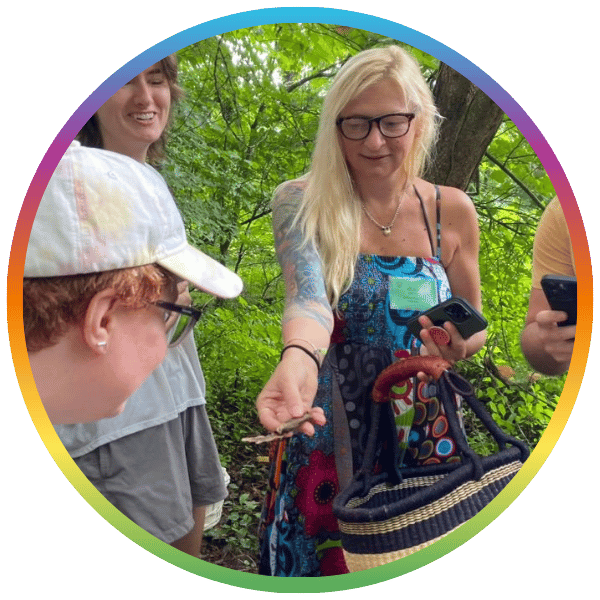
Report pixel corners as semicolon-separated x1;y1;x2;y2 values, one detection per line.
55;333;206;457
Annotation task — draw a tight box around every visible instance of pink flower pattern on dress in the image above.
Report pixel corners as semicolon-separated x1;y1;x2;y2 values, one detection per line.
294;450;340;536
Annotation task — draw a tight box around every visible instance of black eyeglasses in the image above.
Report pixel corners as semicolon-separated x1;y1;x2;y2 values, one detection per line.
154;301;203;348
336;112;416;140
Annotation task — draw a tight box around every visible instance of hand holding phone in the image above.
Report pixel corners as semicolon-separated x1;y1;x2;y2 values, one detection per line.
541;275;576;327
407;297;488;341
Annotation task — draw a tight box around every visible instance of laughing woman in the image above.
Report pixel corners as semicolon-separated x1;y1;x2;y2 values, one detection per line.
256;45;485;576
54;56;233;557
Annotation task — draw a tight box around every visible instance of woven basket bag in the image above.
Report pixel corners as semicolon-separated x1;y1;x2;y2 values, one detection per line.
332;355;530;572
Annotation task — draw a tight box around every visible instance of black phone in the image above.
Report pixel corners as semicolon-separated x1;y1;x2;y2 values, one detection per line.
407;297;488;340
541;274;577;326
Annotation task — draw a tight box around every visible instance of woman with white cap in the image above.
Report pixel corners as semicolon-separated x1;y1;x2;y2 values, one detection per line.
25;141;242;423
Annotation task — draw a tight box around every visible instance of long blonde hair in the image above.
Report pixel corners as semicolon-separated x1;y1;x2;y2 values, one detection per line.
294;45;441;309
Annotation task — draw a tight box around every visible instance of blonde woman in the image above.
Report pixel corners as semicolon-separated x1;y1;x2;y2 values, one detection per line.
257;45;486;576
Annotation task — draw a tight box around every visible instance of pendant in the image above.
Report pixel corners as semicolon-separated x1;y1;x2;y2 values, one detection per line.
382;227;392;236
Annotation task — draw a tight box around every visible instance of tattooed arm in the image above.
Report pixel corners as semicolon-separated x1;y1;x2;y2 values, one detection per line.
272;181;334;335
256;180;332;435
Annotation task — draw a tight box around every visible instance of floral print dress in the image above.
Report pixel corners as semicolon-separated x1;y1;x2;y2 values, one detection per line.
258;191;455;577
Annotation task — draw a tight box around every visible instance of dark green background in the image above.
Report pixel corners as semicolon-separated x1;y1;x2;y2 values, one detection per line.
0;0;600;599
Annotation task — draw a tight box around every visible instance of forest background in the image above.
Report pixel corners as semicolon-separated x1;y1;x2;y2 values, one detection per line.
159;24;564;571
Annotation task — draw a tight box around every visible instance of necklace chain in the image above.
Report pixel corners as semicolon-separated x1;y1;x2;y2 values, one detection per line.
361;188;406;236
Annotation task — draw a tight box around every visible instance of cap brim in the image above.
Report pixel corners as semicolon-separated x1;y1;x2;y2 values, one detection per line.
158;245;243;299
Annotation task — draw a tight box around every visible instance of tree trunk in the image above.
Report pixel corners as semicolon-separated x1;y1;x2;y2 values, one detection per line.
424;63;504;192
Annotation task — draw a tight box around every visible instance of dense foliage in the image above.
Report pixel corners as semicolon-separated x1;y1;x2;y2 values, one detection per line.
159;24;562;570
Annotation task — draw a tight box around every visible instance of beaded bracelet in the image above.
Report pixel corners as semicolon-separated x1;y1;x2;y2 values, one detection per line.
280;344;321;371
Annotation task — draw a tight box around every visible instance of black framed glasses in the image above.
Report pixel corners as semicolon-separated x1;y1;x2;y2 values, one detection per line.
336;112;416;140
154;301;203;348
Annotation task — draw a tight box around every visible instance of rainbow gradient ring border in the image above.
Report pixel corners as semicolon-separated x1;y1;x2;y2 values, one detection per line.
7;7;592;594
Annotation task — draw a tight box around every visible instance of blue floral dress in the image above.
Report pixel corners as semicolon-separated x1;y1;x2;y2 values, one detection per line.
258;190;456;577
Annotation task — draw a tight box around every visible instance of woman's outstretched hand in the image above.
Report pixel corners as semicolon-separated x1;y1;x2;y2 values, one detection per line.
256;350;326;437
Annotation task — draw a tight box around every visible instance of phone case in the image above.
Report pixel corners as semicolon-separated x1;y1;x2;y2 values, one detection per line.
407;297;488;340
541;275;577;326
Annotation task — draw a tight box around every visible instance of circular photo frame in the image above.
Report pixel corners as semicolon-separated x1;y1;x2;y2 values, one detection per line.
8;7;591;594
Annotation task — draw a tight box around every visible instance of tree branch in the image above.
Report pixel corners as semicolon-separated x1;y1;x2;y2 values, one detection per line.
239;208;272;227
285;62;342;93
484;152;546;210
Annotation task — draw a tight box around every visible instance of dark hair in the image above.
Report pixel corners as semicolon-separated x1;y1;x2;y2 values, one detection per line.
77;54;183;164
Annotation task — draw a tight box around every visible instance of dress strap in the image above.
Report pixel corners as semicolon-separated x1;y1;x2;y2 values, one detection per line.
434;185;442;261
413;184;442;259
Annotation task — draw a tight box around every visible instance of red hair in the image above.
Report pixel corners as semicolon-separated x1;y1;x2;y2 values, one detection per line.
24;264;176;352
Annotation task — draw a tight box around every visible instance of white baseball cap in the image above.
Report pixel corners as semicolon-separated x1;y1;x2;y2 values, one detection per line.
24;141;243;299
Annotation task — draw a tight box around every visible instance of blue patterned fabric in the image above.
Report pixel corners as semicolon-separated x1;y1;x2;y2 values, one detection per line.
258;253;452;577
334;255;451;350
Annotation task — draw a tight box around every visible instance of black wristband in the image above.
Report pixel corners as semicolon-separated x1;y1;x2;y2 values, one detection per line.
280;344;320;371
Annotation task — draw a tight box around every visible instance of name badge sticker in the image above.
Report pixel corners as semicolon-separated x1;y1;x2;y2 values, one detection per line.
389;277;437;311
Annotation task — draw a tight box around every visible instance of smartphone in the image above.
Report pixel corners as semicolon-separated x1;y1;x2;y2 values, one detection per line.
407;297;488;340
541;274;577;326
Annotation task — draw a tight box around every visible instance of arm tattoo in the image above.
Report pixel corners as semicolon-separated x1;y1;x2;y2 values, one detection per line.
273;184;334;334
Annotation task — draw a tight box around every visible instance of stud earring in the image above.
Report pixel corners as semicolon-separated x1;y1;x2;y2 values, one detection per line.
97;341;107;347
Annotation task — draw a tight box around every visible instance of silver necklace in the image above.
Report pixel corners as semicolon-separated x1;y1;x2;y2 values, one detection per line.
361;190;405;236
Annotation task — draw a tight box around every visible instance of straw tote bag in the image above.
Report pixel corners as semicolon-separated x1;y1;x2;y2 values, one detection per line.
332;354;530;572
